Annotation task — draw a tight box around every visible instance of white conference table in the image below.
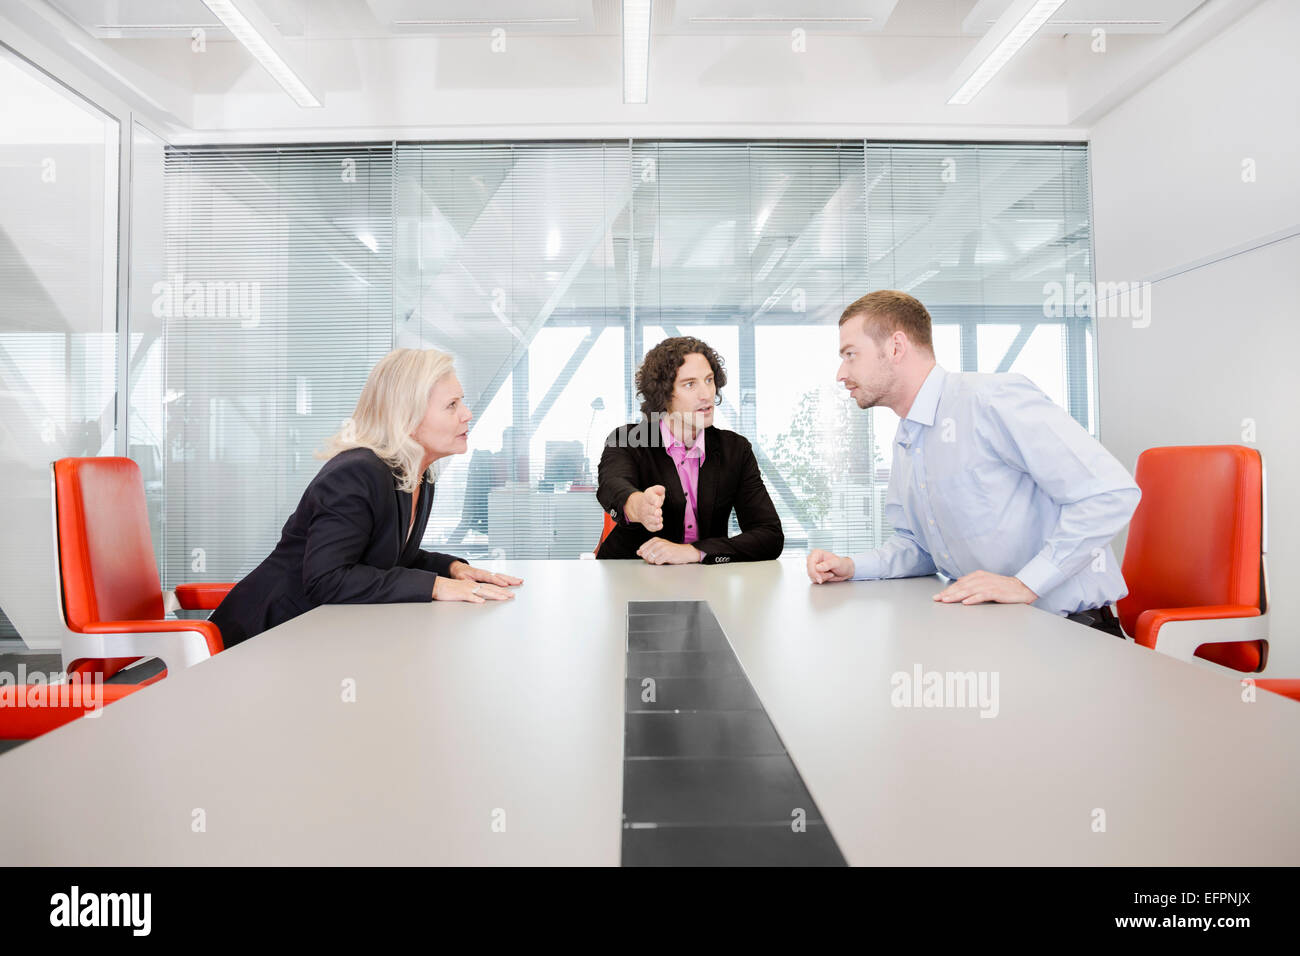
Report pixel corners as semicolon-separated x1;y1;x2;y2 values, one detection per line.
2;558;1297;866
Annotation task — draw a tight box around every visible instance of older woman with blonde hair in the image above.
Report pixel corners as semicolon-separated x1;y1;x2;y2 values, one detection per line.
210;348;521;646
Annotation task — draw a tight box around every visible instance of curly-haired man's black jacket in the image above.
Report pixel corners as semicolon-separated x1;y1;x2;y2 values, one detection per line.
596;421;784;563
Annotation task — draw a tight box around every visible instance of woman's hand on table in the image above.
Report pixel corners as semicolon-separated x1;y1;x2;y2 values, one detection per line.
449;561;523;588
433;562;523;603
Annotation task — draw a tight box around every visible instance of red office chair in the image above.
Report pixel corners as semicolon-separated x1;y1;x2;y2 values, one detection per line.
52;457;235;682
594;512;616;555
1118;445;1268;673
1255;680;1300;702
0;682;146;740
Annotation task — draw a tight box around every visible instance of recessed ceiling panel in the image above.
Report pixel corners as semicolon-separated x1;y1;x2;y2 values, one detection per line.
50;0;305;37
963;0;1208;35
365;0;597;34
671;0;903;34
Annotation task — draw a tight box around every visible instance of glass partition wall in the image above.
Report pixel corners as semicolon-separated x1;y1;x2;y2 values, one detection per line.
0;119;1096;632
147;140;1094;584
0;45;119;649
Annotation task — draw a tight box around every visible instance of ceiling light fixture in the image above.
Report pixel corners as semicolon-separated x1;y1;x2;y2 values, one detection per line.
200;0;321;107
984;19;1162;26
396;19;579;26
689;16;874;22
623;0;652;104
948;0;1066;105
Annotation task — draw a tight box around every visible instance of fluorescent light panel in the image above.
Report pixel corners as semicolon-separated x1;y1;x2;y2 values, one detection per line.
396;19;579;26
984;19;1162;26
689;16;874;22
201;0;321;108
623;0;652;104
949;0;1065;105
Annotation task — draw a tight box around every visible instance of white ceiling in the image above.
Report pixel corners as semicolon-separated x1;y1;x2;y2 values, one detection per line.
6;0;1254;140
44;0;1211;38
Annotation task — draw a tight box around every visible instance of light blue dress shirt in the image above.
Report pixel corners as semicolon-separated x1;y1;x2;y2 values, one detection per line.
849;365;1141;616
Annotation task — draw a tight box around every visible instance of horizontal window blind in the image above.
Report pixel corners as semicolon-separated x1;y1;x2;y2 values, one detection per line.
394;142;632;559
631;142;872;555
864;142;1095;464
394;141;872;558
152;145;394;585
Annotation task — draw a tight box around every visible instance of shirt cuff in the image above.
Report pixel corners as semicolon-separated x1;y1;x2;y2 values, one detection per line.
848;552;881;581
1014;553;1064;599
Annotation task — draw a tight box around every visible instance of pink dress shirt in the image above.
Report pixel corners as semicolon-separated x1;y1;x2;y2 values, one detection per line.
660;418;706;548
619;419;708;560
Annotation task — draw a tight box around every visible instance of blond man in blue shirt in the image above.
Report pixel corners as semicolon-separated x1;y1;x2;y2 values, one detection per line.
807;290;1140;636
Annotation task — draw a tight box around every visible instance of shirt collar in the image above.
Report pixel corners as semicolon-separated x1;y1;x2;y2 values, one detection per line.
903;364;946;428
660;417;706;462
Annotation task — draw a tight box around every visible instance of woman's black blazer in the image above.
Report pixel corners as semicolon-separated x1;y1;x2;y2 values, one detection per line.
210;447;462;647
595;422;784;563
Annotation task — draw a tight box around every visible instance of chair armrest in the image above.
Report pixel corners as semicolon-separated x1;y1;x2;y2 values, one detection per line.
64;620;222;674
0;683;145;740
172;582;236;611
1254;680;1300;702
1137;605;1264;663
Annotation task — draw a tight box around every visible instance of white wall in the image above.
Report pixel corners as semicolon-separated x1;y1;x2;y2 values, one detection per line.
1092;0;1300;674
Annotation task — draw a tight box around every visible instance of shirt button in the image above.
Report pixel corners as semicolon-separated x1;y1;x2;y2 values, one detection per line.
920;483;926;489
929;518;935;525
943;552;949;558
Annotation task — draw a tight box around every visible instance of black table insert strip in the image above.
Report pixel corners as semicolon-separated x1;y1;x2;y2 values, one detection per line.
621;600;847;866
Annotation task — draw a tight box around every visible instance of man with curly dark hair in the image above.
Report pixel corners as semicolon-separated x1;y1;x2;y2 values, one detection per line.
596;336;784;564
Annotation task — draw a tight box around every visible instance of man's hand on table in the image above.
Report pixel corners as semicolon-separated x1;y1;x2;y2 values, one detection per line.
636;538;702;565
933;570;1037;605
807;549;854;584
